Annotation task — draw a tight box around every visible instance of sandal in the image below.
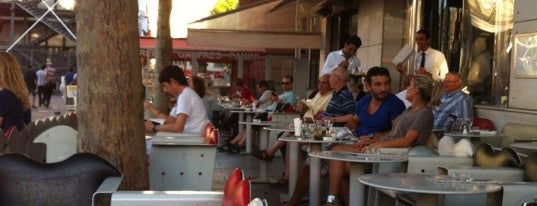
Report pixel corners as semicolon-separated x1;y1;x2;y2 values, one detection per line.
228;144;241;154
217;143;231;152
252;149;274;162
270;178;288;188
323;196;344;206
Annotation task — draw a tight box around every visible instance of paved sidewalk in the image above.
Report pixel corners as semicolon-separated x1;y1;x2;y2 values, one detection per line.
31;94;72;121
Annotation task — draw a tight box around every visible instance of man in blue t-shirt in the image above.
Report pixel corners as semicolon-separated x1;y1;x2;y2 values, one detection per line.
64;67;76;85
330;66;405;139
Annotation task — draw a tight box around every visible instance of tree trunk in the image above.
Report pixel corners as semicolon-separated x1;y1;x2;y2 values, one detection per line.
154;0;173;113
76;0;148;189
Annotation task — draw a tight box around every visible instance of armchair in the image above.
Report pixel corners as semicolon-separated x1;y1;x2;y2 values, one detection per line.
0;153;121;206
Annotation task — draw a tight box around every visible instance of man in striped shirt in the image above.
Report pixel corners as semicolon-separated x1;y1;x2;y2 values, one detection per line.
321;67;356;127
433;72;473;129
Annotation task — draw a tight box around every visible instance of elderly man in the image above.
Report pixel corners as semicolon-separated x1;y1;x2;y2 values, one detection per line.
321;67;357;126
396;29;449;81
144;65;208;133
433;72;473;129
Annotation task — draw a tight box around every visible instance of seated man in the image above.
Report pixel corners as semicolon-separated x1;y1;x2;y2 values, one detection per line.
433;72;473;130
324;74;442;206
319;67;356;124
276;75;298;106
144;65;208;133
253;74;333;187
283;66;406;206
326;66;406;138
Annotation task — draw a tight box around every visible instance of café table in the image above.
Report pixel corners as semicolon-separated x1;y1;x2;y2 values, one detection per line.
236;121;281;183
234;109;269;152
280;136;353;206
432;126;447;132
262;125;296;193
444;131;507;146
239;119;279;154
510;142;537;155
510;142;537;150
358;173;503;206
216;102;245;116
310;151;408;206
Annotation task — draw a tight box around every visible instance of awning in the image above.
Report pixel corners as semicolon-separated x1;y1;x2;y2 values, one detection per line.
139;38;265;63
139;37;265;52
187;29;320;49
186;0;321;49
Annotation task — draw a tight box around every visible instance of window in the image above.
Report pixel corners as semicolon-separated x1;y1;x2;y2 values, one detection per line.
460;0;513;106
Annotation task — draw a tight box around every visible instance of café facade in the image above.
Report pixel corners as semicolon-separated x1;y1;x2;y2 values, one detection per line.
186;0;537;132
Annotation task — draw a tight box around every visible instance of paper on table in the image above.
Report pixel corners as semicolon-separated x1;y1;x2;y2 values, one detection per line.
392;44;414;65
293;118;301;136
149;118;165;125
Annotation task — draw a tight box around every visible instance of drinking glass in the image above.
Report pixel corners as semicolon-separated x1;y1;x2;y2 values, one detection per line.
301;123;309;140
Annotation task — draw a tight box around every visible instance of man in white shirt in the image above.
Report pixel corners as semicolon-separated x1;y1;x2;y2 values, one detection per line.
396;29;449;81
321;35;362;75
144;65;208;133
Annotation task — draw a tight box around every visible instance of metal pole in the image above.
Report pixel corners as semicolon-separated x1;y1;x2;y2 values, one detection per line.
6;0;62;52
10;1;15;44
42;0;77;41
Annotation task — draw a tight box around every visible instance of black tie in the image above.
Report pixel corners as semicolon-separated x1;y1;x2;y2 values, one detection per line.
420;52;425;68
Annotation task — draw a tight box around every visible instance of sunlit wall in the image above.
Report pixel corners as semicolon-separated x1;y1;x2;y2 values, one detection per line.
139;0;218;38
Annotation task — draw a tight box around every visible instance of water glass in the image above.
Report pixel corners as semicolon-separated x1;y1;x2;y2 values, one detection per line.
313;126;323;140
452;172;473;183
301;123;310;140
324;119;334;136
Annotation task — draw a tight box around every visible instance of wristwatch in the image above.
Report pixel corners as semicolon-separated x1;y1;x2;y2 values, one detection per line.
152;124;157;133
367;133;374;139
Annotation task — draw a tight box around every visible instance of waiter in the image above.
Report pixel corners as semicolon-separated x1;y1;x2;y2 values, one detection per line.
396;29;449;81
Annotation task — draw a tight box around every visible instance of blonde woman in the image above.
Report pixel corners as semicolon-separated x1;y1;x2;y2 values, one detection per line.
0;52;31;132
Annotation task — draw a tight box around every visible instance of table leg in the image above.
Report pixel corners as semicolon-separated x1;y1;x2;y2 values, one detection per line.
367;163;379;206
244;124;252;154
288;141;299;197
245;113;253;124
486;190;502;206
309;156;321;206
238;113;245;131
416;194;439;206
349;163;366;206
309;144;323;206
245;114;254;153
251;129;270;183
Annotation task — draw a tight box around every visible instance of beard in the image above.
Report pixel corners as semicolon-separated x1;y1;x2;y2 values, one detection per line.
372;91;389;101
